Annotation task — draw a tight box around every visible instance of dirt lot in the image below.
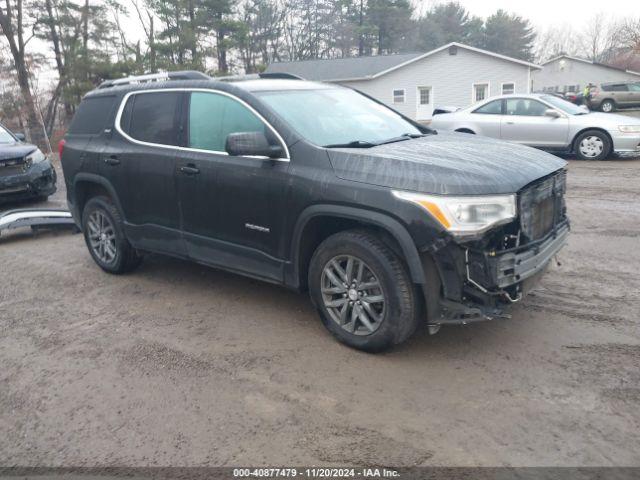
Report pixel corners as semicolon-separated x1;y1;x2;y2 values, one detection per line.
1;153;640;467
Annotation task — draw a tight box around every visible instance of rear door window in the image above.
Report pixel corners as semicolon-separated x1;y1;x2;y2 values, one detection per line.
122;92;181;146
188;91;265;152
611;84;629;92
68;96;116;134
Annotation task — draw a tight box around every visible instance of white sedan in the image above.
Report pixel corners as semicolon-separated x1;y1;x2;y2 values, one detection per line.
430;94;640;160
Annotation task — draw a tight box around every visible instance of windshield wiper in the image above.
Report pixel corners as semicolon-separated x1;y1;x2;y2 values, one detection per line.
374;132;428;145
323;140;377;148
323;133;428;149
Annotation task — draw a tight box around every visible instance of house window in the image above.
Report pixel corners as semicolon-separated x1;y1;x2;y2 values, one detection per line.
502;82;515;95
473;83;489;102
392;89;405;104
418;87;431;105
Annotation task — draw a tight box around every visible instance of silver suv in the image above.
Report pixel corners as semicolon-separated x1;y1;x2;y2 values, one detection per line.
589;81;640;112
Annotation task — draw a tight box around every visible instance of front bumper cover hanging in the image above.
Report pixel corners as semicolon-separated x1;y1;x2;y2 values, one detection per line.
0;208;76;237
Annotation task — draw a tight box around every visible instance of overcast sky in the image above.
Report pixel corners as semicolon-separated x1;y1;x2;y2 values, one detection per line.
415;0;637;29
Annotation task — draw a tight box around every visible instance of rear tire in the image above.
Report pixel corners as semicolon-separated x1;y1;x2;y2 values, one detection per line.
574;130;611;160
308;229;420;352
82;196;142;274
600;99;615;113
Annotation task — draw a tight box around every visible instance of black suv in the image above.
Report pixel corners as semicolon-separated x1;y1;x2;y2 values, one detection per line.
61;71;569;351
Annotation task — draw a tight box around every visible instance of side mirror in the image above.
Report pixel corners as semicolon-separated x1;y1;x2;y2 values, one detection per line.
579;105;589;113
225;132;284;159
544;109;561;118
14;132;26;141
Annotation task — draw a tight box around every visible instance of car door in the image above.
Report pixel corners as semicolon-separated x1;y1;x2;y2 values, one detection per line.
177;90;290;283
466;99;503;138
628;83;640;107
104;90;185;256
500;98;569;148
612;84;631;106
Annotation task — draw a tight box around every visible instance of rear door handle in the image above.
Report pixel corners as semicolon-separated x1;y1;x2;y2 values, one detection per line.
179;165;200;175
103;155;120;166
505;121;515;125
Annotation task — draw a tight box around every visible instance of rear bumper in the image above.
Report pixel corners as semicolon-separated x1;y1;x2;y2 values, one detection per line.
0;159;57;202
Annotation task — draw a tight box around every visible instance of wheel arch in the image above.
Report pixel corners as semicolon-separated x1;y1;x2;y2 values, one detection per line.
571;127;613;154
73;174;125;227
599;98;615;108
287;205;427;291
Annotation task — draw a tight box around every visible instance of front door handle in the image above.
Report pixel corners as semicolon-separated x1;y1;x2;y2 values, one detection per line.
179;165;200;175
103;155;120;166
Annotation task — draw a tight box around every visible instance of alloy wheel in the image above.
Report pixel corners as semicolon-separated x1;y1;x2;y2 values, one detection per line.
320;255;385;336
579;136;604;159
601;102;613;113
87;210;117;264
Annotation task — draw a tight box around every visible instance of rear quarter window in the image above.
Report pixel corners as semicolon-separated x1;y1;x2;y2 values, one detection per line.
68;96;116;134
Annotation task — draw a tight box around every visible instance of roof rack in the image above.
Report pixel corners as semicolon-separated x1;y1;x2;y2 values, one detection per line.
98;70;210;89
217;73;261;82
258;72;305;80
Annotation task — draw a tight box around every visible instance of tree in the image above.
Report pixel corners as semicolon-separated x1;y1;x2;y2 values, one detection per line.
236;0;284;73
0;0;47;148
366;0;413;54
414;2;483;51
481;10;536;62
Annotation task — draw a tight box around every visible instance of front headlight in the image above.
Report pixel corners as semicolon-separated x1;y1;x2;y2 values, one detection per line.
393;190;517;236
26;149;46;164
618;125;640;133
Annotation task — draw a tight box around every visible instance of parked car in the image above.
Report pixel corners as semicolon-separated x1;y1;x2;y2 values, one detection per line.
587;81;640;112
61;71;570;352
0;123;56;203
430;93;640;160
563;91;579;104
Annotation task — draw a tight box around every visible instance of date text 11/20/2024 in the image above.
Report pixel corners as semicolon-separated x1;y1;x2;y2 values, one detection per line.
233;468;400;478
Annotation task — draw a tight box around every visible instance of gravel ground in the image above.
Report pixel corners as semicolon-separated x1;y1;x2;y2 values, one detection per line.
1;151;640;467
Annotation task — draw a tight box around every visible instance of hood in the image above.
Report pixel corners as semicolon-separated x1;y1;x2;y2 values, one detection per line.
0;143;37;161
575;111;640;127
327;132;566;195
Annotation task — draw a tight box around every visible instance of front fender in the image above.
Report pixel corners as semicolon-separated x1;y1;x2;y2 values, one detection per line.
287;204;427;287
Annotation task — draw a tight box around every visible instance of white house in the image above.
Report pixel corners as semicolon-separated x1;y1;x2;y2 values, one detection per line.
532;55;640;94
264;42;541;121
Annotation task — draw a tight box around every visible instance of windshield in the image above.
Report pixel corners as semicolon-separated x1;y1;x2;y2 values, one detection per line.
541;95;587;115
256;88;422;147
0;125;16;144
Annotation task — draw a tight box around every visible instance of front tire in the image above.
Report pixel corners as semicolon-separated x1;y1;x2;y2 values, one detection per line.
308;230;420;352
600;99;615;113
82;196;142;274
574;130;611;160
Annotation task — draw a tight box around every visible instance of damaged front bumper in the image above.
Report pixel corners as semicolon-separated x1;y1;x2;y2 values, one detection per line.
425;221;570;328
0;208;75;236
0;159;57;203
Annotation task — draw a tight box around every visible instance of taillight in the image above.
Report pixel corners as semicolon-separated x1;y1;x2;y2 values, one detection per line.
58;138;66;158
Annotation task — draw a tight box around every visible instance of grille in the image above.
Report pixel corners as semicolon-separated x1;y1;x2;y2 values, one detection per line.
0;156;27;176
519;171;566;242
